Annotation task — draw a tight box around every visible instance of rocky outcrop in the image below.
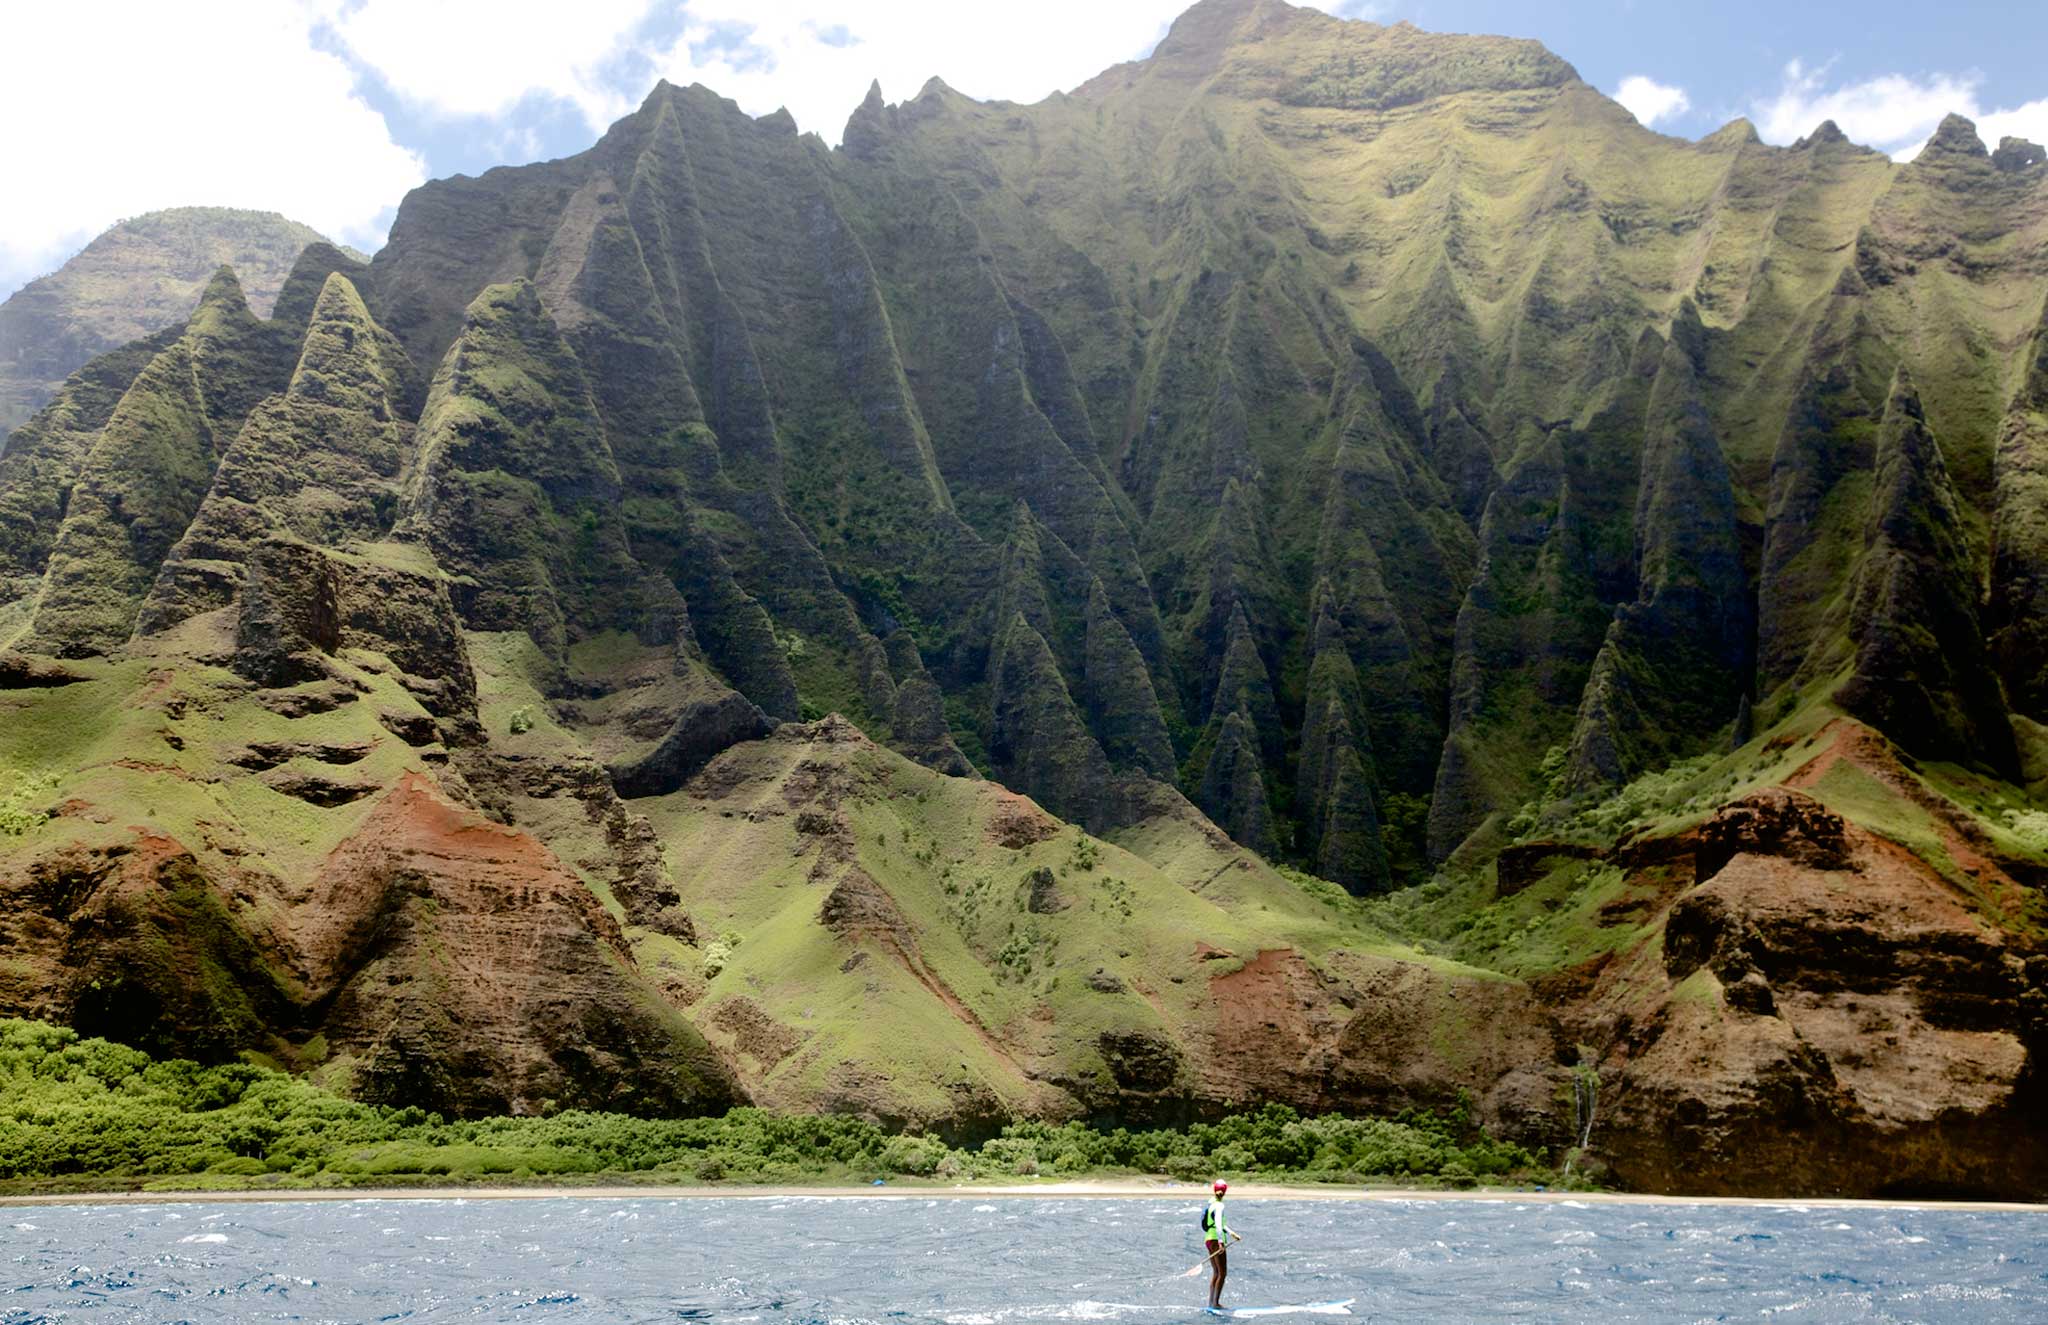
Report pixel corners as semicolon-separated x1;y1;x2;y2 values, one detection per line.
1600;790;2045;1198
230;534;482;731
1993;137;2047;174
609;685;770;797
1674;788;1855;886
232;539;343;688
0;832;296;1062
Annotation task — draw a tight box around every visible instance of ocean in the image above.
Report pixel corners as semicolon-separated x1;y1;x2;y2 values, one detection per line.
3;1193;2043;1322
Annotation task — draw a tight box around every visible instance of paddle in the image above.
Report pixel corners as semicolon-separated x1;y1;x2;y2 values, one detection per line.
1179;1230;1243;1277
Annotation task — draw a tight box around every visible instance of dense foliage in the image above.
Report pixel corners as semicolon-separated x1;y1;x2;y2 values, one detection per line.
0;1020;1549;1191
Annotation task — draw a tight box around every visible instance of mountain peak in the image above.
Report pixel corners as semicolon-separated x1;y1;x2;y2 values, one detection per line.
195;264;251;315
843;79;892;158
1923;112;1988;158
1154;0;1300;57
1703;117;1761;147
1794;119;1848;149
287;272;405;416
183;264;259;345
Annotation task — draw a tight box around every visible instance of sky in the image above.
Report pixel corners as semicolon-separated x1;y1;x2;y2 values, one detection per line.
1;0;2044;300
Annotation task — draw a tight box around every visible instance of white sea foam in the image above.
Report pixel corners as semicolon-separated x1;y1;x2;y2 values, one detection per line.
177;1233;229;1244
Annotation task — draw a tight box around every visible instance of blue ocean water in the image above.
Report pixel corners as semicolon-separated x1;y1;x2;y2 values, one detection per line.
3;1194;2043;1323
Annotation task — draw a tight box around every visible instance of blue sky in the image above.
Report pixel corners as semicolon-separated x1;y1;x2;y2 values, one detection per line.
1370;0;2047;134
2;0;2044;300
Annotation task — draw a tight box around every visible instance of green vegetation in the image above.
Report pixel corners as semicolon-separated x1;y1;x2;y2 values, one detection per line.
0;1019;1554;1194
0;770;57;836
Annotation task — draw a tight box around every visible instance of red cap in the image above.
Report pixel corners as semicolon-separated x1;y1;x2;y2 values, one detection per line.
1213;1179;1228;1193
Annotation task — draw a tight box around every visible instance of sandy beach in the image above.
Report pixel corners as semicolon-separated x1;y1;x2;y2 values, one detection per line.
4;1179;2043;1212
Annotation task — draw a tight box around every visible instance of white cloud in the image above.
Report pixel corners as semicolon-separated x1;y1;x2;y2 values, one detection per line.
1753;59;2048;160
322;0;655;132
0;0;424;295
1613;75;1690;128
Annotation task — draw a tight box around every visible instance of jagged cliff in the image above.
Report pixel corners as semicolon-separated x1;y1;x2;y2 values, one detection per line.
1;0;2045;1196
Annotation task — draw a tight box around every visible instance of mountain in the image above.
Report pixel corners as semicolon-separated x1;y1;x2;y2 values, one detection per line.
0;208;352;442
1;0;2045;1196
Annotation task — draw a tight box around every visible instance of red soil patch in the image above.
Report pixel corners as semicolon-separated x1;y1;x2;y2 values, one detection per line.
984;790;1058;848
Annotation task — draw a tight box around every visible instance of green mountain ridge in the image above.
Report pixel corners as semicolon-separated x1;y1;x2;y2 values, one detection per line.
0;208;357;443
1;0;2045;1197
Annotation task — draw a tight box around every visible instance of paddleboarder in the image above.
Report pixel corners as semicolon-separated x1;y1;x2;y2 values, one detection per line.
1202;1178;1241;1310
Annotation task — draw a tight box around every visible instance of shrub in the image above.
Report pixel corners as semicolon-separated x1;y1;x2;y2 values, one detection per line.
0;772;58;837
879;1134;949;1176
0;1018;1556;1191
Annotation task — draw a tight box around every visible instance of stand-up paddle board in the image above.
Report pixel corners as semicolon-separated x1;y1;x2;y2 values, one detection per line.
1203;1299;1355;1317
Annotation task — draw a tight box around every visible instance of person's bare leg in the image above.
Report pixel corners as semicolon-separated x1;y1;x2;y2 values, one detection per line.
1208;1245;1227;1310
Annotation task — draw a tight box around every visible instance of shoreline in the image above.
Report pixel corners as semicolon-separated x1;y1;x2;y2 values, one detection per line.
5;1179;2044;1213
